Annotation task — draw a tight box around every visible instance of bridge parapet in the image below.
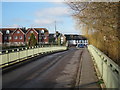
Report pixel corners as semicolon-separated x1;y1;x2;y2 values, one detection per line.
88;45;120;88
0;46;67;68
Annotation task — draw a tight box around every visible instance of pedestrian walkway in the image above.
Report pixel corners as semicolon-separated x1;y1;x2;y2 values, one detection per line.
78;48;100;88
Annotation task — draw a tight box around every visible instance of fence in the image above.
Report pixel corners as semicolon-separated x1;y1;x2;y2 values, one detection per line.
0;45;67;67
88;45;120;88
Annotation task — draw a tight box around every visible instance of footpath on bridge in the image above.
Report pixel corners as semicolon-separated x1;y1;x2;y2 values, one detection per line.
77;48;100;88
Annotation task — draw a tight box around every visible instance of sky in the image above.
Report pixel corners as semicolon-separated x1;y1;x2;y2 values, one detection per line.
1;1;81;34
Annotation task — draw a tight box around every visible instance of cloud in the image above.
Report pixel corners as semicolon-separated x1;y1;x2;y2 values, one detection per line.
10;24;20;27
31;18;64;28
33;7;70;26
35;7;70;18
34;19;54;25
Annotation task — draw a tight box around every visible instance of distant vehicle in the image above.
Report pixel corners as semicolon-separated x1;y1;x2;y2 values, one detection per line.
76;43;85;48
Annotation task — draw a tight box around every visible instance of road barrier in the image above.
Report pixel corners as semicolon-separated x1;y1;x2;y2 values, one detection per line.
88;45;120;88
0;46;67;67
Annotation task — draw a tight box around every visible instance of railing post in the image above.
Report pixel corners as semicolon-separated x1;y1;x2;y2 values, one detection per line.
26;47;28;58
0;51;2;65
32;46;34;57
17;49;19;62
6;50;9;65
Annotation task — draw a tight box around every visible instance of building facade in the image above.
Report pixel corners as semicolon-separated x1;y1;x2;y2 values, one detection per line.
0;28;49;46
65;34;88;46
25;28;38;44
34;28;49;44
0;28;16;45
12;28;25;45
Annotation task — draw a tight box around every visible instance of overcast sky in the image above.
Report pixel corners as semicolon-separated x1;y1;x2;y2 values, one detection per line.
1;1;82;34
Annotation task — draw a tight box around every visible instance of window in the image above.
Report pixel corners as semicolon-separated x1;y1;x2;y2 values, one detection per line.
6;30;10;34
4;36;7;40
30;31;33;33
39;37;41;39
20;36;23;39
28;37;30;39
80;40;82;43
82;40;84;43
9;36;12;40
41;29;44;33
14;36;18;39
17;31;20;34
44;37;47;39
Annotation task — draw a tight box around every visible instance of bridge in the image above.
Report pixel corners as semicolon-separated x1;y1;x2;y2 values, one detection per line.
1;45;120;89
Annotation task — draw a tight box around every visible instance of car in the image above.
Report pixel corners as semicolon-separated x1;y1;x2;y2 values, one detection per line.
76;43;85;48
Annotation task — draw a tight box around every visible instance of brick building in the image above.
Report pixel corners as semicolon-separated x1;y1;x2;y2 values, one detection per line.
26;28;38;44
0;28;49;46
34;28;49;44
12;28;26;45
0;28;16;45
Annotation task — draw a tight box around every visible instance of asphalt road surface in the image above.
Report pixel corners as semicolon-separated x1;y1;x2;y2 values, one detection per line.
2;47;99;88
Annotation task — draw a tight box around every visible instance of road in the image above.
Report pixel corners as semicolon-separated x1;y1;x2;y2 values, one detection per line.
2;47;100;88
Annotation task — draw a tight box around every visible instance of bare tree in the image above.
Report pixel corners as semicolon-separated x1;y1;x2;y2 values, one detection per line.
67;2;120;65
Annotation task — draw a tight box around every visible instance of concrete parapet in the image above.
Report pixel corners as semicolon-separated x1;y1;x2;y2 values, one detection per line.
88;45;120;89
0;46;67;68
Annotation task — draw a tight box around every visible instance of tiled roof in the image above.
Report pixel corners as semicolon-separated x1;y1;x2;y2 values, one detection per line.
20;28;27;33
64;34;87;40
49;34;55;37
0;28;16;35
34;28;48;33
0;28;17;31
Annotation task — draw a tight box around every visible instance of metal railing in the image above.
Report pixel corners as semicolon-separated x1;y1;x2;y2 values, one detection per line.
0;45;67;67
88;45;120;88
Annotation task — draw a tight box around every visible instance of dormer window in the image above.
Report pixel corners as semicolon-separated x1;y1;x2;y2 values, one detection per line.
41;29;44;33
30;31;33;33
17;31;20;34
6;30;10;34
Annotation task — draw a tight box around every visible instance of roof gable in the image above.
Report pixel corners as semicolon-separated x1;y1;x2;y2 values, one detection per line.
12;28;25;35
26;28;38;35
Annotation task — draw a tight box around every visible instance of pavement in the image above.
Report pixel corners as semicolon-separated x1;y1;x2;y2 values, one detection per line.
2;47;100;89
77;48;100;88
